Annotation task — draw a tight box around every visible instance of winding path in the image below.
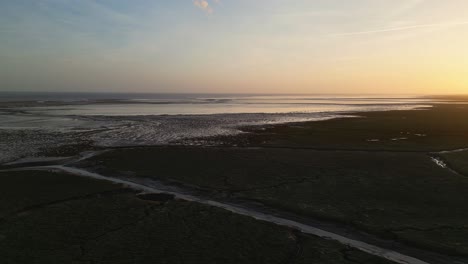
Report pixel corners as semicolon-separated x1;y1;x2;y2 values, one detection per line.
2;164;432;264
4;147;468;264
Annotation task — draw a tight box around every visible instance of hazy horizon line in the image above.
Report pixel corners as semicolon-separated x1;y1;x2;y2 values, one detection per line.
0;91;466;96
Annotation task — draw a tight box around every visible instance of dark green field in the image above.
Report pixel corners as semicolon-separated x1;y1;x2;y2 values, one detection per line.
441;150;468;175
214;104;468;151
0;171;392;264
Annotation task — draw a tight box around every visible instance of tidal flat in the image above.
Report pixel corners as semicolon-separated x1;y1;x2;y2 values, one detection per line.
1;103;468;263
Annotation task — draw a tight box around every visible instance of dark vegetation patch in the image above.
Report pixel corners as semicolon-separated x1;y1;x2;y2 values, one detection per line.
195;104;468;151
0;171;393;264
440;149;468;176
136;192;175;203
0;170;121;219
88;146;468;257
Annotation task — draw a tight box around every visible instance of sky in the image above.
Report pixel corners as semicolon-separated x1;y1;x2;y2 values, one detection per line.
1;0;467;94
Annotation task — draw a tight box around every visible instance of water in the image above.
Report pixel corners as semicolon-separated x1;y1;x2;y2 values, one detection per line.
7;93;432;115
0;93;432;163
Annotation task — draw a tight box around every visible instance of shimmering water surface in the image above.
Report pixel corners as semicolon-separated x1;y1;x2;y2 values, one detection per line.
19;94;432;116
0;93;432;163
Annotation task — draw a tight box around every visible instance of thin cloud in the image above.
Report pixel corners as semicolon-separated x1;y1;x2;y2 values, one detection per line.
193;0;213;14
332;21;468;36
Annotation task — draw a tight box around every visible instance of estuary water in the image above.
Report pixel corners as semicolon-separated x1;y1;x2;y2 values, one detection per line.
0;93;432;163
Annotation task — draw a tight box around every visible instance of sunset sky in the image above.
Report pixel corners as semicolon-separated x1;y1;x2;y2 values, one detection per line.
1;0;467;94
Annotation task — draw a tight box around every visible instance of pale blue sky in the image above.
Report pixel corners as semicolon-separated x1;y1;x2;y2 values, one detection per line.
1;0;468;94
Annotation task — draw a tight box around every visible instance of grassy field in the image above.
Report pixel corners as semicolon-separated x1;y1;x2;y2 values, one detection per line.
210;104;468;151
82;104;468;258
441;149;468;175
90;146;468;257
0;171;393;264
